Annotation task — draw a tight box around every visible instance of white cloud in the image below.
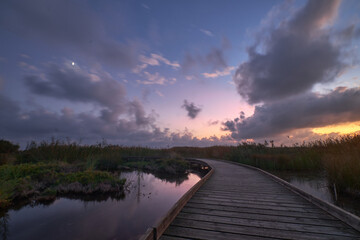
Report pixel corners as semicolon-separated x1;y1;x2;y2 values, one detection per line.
139;55;160;66
151;54;180;68
155;90;164;97
132;53;180;74
18;61;39;71
200;29;214;37
202;66;235;78
20;54;31;59
137;72;176;85
185;75;195;81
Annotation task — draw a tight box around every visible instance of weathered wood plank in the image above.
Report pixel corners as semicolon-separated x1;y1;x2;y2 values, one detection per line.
176;212;360;236
162;226;273;240
170;218;357;240
195;192;313;204
191;195;317;209
184;202;337;220
154;159;360;240
188;198;322;213
181;206;345;227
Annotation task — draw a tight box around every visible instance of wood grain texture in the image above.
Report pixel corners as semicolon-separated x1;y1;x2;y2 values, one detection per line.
159;159;360;240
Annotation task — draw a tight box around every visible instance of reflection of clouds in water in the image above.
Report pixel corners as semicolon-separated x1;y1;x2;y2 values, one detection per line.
2;170;202;240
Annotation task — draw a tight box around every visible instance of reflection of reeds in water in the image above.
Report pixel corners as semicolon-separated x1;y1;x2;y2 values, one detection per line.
1;134;359;198
0;212;9;240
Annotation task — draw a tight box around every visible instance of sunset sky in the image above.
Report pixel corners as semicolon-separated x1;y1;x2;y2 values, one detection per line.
0;0;359;147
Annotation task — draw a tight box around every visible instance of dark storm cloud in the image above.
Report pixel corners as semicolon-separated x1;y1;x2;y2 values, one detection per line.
25;64;127;111
182;100;202;119
0;93;236;147
337;24;360;41
0;0;136;68
222;87;360;139
128;99;156;126
234;0;345;104
0;93;157;144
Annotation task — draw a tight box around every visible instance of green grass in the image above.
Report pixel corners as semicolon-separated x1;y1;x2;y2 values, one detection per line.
0;139;190;209
0;163;125;209
1;134;359;202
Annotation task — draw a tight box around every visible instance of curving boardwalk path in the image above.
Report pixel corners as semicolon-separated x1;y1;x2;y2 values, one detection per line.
159;159;360;240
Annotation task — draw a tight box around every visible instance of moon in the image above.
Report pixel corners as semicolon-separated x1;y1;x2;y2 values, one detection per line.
71;62;75;66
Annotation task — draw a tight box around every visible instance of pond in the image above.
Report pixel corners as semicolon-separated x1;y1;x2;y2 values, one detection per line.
0;169;206;240
272;171;360;218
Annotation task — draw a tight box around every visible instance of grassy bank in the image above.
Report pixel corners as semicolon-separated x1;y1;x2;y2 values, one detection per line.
0;140;189;209
1;134;359;206
0;162;126;209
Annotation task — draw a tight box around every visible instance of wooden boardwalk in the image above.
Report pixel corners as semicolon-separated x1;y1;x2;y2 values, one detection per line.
159;159;360;240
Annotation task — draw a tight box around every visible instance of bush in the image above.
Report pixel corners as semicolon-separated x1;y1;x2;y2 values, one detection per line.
0;140;19;154
95;157;122;171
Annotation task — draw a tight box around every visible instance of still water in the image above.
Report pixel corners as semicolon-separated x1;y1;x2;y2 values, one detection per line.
272;171;360;217
0;171;203;240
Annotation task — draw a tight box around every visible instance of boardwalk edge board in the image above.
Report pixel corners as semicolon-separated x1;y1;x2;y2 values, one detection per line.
214;158;360;232
139;159;214;240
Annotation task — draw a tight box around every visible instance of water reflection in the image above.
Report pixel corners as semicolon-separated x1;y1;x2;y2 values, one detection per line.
0;213;9;240
0;170;204;240
273;171;360;217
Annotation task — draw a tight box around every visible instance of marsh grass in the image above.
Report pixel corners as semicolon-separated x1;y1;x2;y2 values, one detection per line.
171;135;359;195
1;134;359;204
0;162;126;209
320;135;360;193
0;139;190;209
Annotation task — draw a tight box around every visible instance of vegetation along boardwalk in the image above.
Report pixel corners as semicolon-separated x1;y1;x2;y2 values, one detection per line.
158;159;360;240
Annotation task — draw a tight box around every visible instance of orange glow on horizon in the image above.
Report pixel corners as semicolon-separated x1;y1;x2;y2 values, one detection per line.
312;121;360;135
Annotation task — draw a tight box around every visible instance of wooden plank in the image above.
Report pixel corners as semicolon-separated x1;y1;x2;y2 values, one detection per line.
188;198;322;213
170;218;357;240
197;189;301;198
219;159;360;232
185;202;337;220
176;212;360;236
162;226;272;240
159;236;189;240
181;206;345;227
194;192;312;204
191;195;317;209
152;158;360;239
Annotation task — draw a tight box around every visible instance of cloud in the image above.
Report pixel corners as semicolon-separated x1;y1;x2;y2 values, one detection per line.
200;29;214;37
133;53;180;74
202;66;235;78
151;54;180;69
20;54;30;59
0;0;136;68
155;90;164;97
24;63;127;119
18;61;39;71
137;72;176;85
222;87;360;139
182;47;227;73
234;0;346;104
207;120;219;126
182;100;202;119
0;93;237;147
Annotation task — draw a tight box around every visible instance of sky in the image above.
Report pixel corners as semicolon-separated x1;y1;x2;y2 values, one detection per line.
0;0;360;147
